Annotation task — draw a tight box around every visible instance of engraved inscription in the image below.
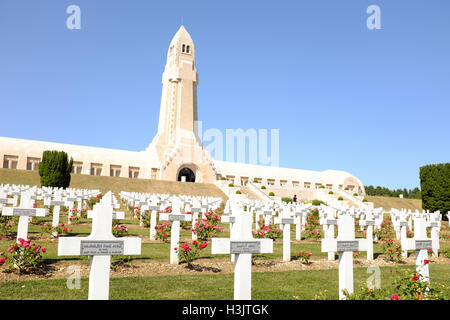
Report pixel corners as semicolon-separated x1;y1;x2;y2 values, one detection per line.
230;241;261;254
416;240;432;250
430;222;438;228
337;240;359;252
326;219;337;225
228;216;236;223
51;201;66;206
13;208;37;216
170;214;186;221
365;221;375;226
80;241;124;255
281;218;294;224
400;222;408;227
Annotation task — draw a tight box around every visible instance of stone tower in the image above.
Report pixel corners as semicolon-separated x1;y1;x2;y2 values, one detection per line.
148;26;217;183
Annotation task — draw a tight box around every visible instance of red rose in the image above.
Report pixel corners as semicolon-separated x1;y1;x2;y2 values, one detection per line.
412;275;420;281
391;294;401;300
424;259;429;265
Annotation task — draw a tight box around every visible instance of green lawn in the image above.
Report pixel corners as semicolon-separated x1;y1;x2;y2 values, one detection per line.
1;264;449;300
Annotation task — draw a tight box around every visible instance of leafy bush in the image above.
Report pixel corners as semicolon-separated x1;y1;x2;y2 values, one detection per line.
191;211;223;240
328;191;334;195
344;187;349;190
282;197;292;203
392;271;447;300
253;223;282;240
220;177;226;180
362;198;368;202
228;183;234;187
261;186;266;189
235;190;241;194
420;163;450;220
0;217;15;237
155;221;171;242
297;252;312;264
378;238;402;262
178;240;208;267
1;238;46;274
38;150;73;188
337;197;344;200
374;219;394;239
269;192;275;196
112;224;128;237
353;193;358;196
311;200;326;206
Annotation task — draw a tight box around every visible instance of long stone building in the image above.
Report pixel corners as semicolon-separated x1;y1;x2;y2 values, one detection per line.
0;26;365;195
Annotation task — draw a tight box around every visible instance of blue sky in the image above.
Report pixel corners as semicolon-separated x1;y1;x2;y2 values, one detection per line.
0;1;449;190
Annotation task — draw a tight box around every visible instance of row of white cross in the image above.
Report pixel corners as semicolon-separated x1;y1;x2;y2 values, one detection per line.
0;186;445;300
0;185;101;243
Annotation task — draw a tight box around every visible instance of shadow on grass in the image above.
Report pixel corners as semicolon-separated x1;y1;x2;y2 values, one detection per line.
182;262;222;273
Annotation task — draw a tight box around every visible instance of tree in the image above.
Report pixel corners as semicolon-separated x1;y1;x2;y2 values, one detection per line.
420;163;450;221
38;150;73;188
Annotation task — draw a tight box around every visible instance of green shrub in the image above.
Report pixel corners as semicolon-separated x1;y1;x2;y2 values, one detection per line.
282;197;292;203
338;197;344;201
344;187;349;190
228;183;234;187
220;177;226;180
311;200;326;206
261;186;266;189
319;186;325;189
420;163;450;221
38;150;73;188
235;190;241;194
353;193;358;196
328;191;334;195
362;198;368;202
269;192;275;196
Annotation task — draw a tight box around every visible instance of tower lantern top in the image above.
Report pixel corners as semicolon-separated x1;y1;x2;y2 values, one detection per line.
168;25;195;60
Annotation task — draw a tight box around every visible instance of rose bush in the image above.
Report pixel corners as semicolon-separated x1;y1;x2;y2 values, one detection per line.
1;238;46;274
178;240;208;267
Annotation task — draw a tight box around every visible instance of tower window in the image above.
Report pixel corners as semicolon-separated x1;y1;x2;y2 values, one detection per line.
182;44;186;53
186;45;190;53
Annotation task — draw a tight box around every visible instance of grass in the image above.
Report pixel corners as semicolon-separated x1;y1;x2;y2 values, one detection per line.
366;195;422;211
0;264;449;300
0;168;227;198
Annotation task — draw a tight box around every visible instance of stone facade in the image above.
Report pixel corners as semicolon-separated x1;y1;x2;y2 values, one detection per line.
0;26;366;195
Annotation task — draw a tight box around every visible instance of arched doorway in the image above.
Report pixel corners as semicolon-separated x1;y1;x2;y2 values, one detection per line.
177;167;195;182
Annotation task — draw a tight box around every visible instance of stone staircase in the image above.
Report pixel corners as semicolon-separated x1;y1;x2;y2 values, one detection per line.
239;186;263;200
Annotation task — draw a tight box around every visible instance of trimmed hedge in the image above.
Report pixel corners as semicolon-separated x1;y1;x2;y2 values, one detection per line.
282;197;293;203
269;192;275;196
420;163;450;220
38;150;73;188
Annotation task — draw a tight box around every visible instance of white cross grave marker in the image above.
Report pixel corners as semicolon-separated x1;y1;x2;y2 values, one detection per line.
159;197;192;264
404;216;433;281
274;207;294;261
2;192;47;243
58;191;141;300
321;214;368;299
211;203;273;300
